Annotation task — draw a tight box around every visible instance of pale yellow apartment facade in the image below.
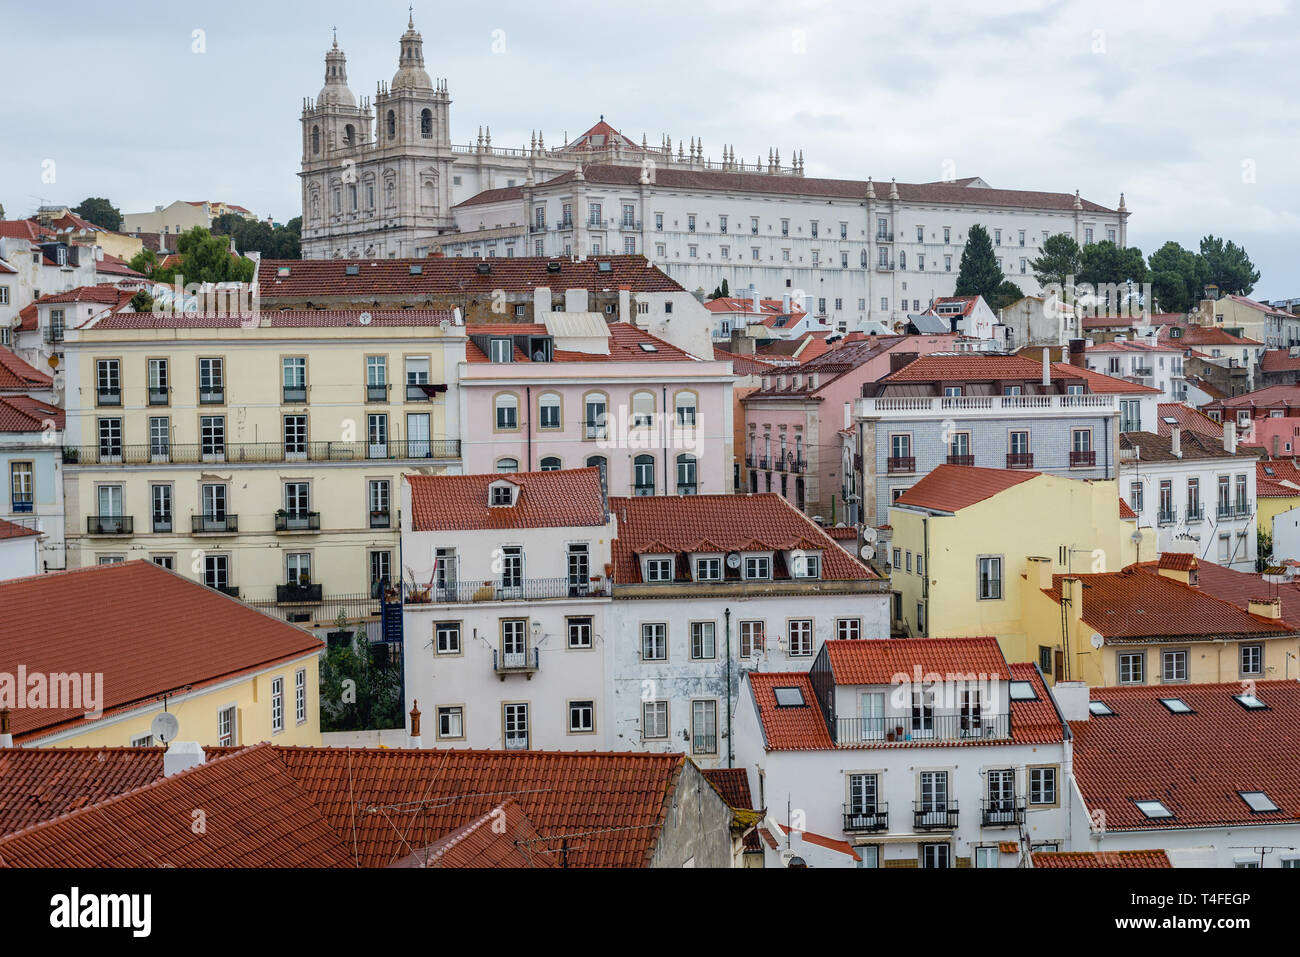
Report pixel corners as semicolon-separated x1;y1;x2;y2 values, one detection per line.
59;308;464;616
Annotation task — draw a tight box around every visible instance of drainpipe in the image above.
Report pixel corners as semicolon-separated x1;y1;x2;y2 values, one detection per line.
725;606;733;767
662;385;669;495
525;385;532;471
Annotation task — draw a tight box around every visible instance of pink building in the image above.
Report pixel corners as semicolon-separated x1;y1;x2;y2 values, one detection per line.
741;333;958;520
458;317;736;496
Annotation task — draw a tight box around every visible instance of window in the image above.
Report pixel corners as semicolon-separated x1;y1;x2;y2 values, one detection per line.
584;393;607;439
788;619;813;656
1134;799;1172;819
694;557;722;581
645;557;673;582
437;706;464;740
200;415;225;458
1089;701;1114;716
1240;791;1279;813
9;462;33;513
837;618;861;641
676;454;697;495
283;415;307;457
151;484;171;532
1028;766;1057;805
98;417;122;459
1161;649;1188;682
744;555;772;580
1119;399;1140;432
691;621;716;660
975;846;1000;869
1118;652;1145;684
368;479;391;527
198;358;224;403
568;700;595;734
977;556;1003;600
643;701;668;739
921;843;951;869
435;622;461;655
791;553;820;579
633;454;655;495
286;552;311;585
203;554;229;591
494;393;518;430
95;359;121;405
270;676;284;734
368;550;391;590
740;620;765;658
691;700;717;754
1240;643;1263;676
1009;680;1037;701
563;616;593;650
641;623;667;660
217;705;237;747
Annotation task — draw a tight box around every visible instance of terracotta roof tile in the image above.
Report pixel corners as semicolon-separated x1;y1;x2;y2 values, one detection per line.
1118;498;1137;520
0;348;52;391
407;467;607;532
1033;850;1171;868
90;309;458;330
34;285;134;308
389;799;557;868
893;464;1040;513
0;518;40;540
1006;662;1068;745
1120;430;1257;463
1209;385;1300;410
748;672;835;750
1071;681;1300;830
1134;559;1300;629
465;321;696;363
824;637;1008;685
713;346;777;375
1157;402;1224;439
1259;349;1300;373
0;396;61;432
701;768;753;810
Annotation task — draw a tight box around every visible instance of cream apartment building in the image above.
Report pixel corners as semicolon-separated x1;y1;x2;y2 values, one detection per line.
59;308;464;611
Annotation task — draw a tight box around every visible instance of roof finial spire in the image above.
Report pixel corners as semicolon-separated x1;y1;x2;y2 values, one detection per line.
332;25;338;49
408;5;414;28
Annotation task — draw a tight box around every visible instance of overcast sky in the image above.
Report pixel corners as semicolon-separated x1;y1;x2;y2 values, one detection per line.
3;0;1296;297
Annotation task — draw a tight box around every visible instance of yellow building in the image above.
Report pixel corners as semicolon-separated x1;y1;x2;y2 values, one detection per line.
60;307;464;619
887;464;1148;678
1021;553;1300;686
1257;460;1300;554
0;561;322;747
121;199;256;240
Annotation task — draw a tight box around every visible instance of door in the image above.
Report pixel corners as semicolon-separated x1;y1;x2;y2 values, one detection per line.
567;543;590;595
201;484;226;531
920;771;949;826
859;692;885;741
988;769;1015;823
98;486;123;533
368;414;388;458
503;703;529;750
501;619;527;669
406;413;430;458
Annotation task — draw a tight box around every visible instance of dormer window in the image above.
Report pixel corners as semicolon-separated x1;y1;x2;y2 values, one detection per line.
489;338;513;363
789;552;821;579
694;557;722;581
743;554;772;580
644;557;674;582
488;482;516;507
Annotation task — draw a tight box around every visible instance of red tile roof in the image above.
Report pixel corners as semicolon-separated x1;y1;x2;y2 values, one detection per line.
0;348;52;391
1033;850;1171;868
1207;385;1300;410
1258;459;1300;499
893;464;1039;513
1052;362;1161;394
0;518;40;540
701;768;753;809
1006;662;1068;744
609;493;876;584
1044;565;1298;641
89;308;458;330
1160;325;1261;347
1259;349;1300;373
747;672;835;750
1118;498;1137;520
713;346;777;375
407;467;607;532
0;396;63;432
0;221;52;242
95;253;145;278
1134;559;1300;629
1157;402;1224;439
1222;294;1292;319
256;255;683;300
33;284;134;307
824;637;1008;685
879;353;1142;389
1071;680;1300;831
771;822;860;861
389;799;556;868
14;304;37;333
704;296;806;316
1156;552;1197;571
0;562;322;741
465;321;696;363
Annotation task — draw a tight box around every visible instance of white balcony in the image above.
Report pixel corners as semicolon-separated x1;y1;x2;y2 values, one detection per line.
856;393;1119;420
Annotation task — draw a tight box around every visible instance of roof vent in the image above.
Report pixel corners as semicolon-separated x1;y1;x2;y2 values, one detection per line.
409;264;423;275
345;264;360;276
475;262;492;275
598;261;612;272
546;261;562;273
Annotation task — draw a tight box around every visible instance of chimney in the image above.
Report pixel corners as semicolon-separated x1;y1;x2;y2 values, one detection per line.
1248;597;1282;619
1060;576;1084;638
163;740;205;777
1026;556;1054;591
782;293;791;313
1171;425;1181;458
0;708;11;748
1274;435;1281;457
730;327;756;355
1041;347;1050;387
804;294;813;316
534;286;552;315
1224;421;1237;455
409;700;423;748
618;286;631;324
1051;681;1091;722
565;288;588;313
749;283;759;313
1068;338;1087;368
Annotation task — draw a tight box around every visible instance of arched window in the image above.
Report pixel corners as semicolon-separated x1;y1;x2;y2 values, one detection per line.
538;392;562;430
344;124;355;146
494;393;519;430
539;456;562;471
676;454;697;495
860;249;868;268
386;110;396;139
633;454;655;495
495;457;519;473
631;390;655;428
583;392;608;439
421;109;433;137
586;455;608;495
674;391;698;428
311;126;320;154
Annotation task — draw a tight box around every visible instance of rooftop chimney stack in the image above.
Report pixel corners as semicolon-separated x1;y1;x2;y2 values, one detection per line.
1171;425;1181;458
409;701;423;748
1052;681;1091;722
1224;421;1237;455
0;708;11;748
1041;347;1050;387
163;741;205;777
1068;338;1087;368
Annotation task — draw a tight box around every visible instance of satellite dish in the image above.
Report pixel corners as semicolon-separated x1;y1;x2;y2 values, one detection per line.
358;311;373;325
860;544;875;560
151;711;180;744
1089;633;1104;650
725;552;742;569
861;526;878;544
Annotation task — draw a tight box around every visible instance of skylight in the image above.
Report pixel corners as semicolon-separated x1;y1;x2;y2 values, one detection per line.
1159;698;1193;714
1088;701;1115;716
1008;680;1037;701
1240;791;1280;813
1135;800;1173;819
276;265;291;277
597;261;612;272
638;342;658;352
773;687;805;708
1234;693;1268;710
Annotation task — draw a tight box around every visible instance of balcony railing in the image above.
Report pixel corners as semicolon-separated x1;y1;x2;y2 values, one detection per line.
1236;500;1253;517
843;804;889;833
43;328;65;344
946;453;975;466
493;647;539;677
1217;503;1235;520
87;515;132;535
11;500;33;514
199;388;225;404
504;734;530;750
276;583;323;603
693;734;718;755
835;713;1011;744
876;231;894;242
1157;508;1177;525
403;576;610;604
366;384;388;402
981;798;1025;827
633;483;655;496
96;388;121;407
282;386;307;403
875;261;896;272
1006;452;1034;469
858;394;1119;416
274;511;320;532
886;456;916;474
1069;450;1096;467
148;388;169;406
913;801;959;830
152;513;172;533
1186;504;1205;522
192;514;238;533
63;438;460;466
209;584;239;597
369;509;391;529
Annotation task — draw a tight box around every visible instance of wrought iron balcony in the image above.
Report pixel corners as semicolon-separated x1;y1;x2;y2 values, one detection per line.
282;385;307;403
981;798;1025;827
886;455;915;474
366;383;388;402
504;734;530;750
1216;503;1235;520
1069;449;1096;467
1157;508;1178;525
692;734;718;755
493;646;539;678
87;515;132;535
277;582;323;603
1186;504;1205;522
633;483;655;496
843;803;889;833
404;576;610;604
835;714;1012;744
946;453;975;466
199;387;225;404
913;801;959;830
152;513;173;533
1006;452;1034;469
209;584;239;597
1236;500;1253;517
369;509;391;529
63;438;460;466
148;388;169;406
192;514;238;534
274;511;320;532
96;388;121;407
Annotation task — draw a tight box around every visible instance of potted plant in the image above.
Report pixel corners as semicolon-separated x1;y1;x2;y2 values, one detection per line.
299;572;311;587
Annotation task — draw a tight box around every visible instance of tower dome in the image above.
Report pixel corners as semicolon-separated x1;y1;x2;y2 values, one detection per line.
317;31;356;108
391;13;434;91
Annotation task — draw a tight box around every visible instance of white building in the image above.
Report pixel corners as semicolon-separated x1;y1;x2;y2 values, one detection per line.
732;639;1071;868
1064;679;1300;868
1085;337;1186;403
400;467;613;752
0;519;40;580
1118;425;1260;571
605;493;890;766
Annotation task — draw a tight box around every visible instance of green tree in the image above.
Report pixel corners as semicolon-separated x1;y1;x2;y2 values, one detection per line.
1076;241;1147;313
1200;235;1259;297
152;226;255;285
211;213;301;259
1148;241;1209;313
989;280;1025;312
707;277;731;300
128;289;154;312
72;197;122;232
128;247;159;278
952;224;1004;304
1030;233;1082;292
318;618;402;731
